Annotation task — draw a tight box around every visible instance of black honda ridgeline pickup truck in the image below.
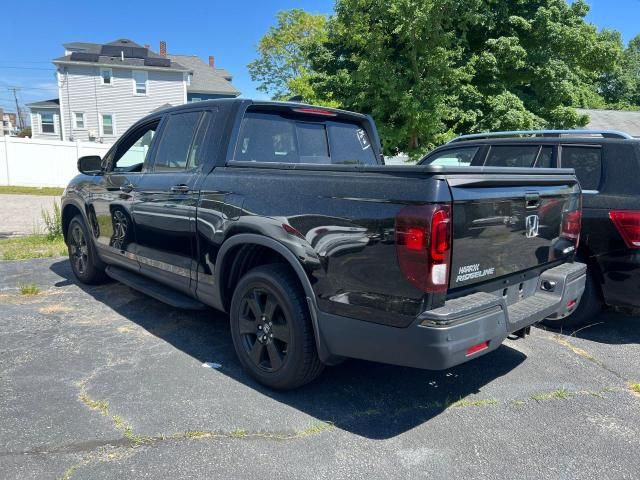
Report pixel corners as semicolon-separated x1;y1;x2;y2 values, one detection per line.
62;99;586;389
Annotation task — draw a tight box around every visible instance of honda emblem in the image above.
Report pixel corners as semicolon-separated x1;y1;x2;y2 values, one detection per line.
525;215;539;238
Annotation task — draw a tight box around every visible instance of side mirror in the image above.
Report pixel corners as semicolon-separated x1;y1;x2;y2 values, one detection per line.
77;155;103;175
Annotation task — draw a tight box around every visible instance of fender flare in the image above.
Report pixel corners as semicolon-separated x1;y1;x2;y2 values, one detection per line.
214;233;336;364
61;197;91;239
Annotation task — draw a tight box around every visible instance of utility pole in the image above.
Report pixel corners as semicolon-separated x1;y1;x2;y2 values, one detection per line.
10;88;24;130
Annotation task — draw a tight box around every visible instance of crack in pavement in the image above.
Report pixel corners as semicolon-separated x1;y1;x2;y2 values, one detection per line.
544;333;628;381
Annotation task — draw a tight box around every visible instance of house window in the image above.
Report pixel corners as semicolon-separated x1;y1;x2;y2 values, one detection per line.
41;112;55;134
133;70;147;95
73;112;85;129
101;114;115;136
100;68;112;85
191;97;202;102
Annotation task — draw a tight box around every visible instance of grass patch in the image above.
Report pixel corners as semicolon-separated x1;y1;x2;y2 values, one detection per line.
18;282;40;295
79;393;109;416
183;431;211;439
0;185;64;196
531;388;572;402
229;429;248;439
629;382;640;395
296;421;334;437
447;398;498;409
0;234;67;260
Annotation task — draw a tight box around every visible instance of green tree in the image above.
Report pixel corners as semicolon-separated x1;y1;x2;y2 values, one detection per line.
248;9;328;101
310;0;477;153
251;1;625;156
311;0;621;156
599;34;640;107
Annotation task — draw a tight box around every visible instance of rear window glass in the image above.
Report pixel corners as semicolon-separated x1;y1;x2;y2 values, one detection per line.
561;146;602;190
422;147;478;166
484;145;540;167
234;112;377;165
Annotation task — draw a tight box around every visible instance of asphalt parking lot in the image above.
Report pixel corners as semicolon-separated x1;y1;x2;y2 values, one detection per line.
1;257;639;480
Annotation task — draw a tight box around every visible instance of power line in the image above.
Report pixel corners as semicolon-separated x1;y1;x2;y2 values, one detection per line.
0;60;54;64
0;65;55;71
2;85;57;91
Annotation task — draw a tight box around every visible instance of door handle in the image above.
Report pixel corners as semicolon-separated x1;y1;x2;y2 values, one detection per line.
170;184;190;193
120;183;134;193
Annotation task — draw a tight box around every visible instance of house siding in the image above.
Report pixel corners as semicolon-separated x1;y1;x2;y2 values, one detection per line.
58;65;185;142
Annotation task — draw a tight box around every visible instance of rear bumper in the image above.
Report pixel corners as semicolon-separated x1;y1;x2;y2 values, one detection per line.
316;262;586;370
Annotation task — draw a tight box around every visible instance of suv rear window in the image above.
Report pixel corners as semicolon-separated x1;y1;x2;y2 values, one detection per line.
484;145;540;167
561;146;602;190
234;112;377;165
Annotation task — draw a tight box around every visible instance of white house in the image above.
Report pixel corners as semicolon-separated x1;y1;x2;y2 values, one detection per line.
28;39;239;142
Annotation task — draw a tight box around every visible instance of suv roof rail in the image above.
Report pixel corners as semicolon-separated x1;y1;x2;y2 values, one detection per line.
447;129;634;144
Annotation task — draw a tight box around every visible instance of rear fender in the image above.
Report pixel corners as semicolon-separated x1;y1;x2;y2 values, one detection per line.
214;233;336;364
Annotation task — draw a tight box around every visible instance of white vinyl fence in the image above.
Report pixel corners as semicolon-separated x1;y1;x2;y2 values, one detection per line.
0;136;111;188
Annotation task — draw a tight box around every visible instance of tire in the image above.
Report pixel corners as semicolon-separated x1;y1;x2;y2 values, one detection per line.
541;269;603;330
230;264;324;390
67;215;107;285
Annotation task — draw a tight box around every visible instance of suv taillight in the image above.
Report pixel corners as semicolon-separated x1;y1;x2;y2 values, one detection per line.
609;210;640;249
395;203;452;293
561;198;582;248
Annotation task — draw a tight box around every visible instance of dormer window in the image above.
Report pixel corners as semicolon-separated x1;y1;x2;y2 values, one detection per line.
100;68;112;85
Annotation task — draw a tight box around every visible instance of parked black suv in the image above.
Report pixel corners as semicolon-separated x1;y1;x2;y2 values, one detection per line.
62;102;585;389
421;129;640;328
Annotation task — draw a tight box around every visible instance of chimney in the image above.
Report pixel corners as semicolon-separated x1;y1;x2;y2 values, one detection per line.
208;55;215;68
159;40;167;57
144;44;150;49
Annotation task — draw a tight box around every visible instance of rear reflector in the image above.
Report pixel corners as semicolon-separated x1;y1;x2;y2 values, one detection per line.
466;341;489;356
395;203;452;293
609;210;640;249
292;107;337;117
567;299;577;309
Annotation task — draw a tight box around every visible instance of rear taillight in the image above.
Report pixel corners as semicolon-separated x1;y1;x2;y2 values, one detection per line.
395;203;452;293
561;198;582;247
609;210;640;249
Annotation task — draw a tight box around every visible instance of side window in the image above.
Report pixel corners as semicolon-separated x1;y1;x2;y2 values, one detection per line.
484;145;540;167
422;147;479;166
186;112;211;169
152;112;202;172
561;146;602;190
535;146;553;168
112;122;159;172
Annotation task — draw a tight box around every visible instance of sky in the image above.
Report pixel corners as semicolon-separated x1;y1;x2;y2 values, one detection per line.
1;0;639;118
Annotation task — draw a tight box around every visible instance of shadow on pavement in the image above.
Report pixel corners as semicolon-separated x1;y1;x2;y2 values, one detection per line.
50;259;526;439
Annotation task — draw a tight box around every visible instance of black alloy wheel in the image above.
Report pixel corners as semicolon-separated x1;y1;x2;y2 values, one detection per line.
230;264;324;390
238;288;291;372
67;215;107;285
69;223;89;275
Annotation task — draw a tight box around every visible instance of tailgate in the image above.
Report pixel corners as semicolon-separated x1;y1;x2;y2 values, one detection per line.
445;171;580;289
